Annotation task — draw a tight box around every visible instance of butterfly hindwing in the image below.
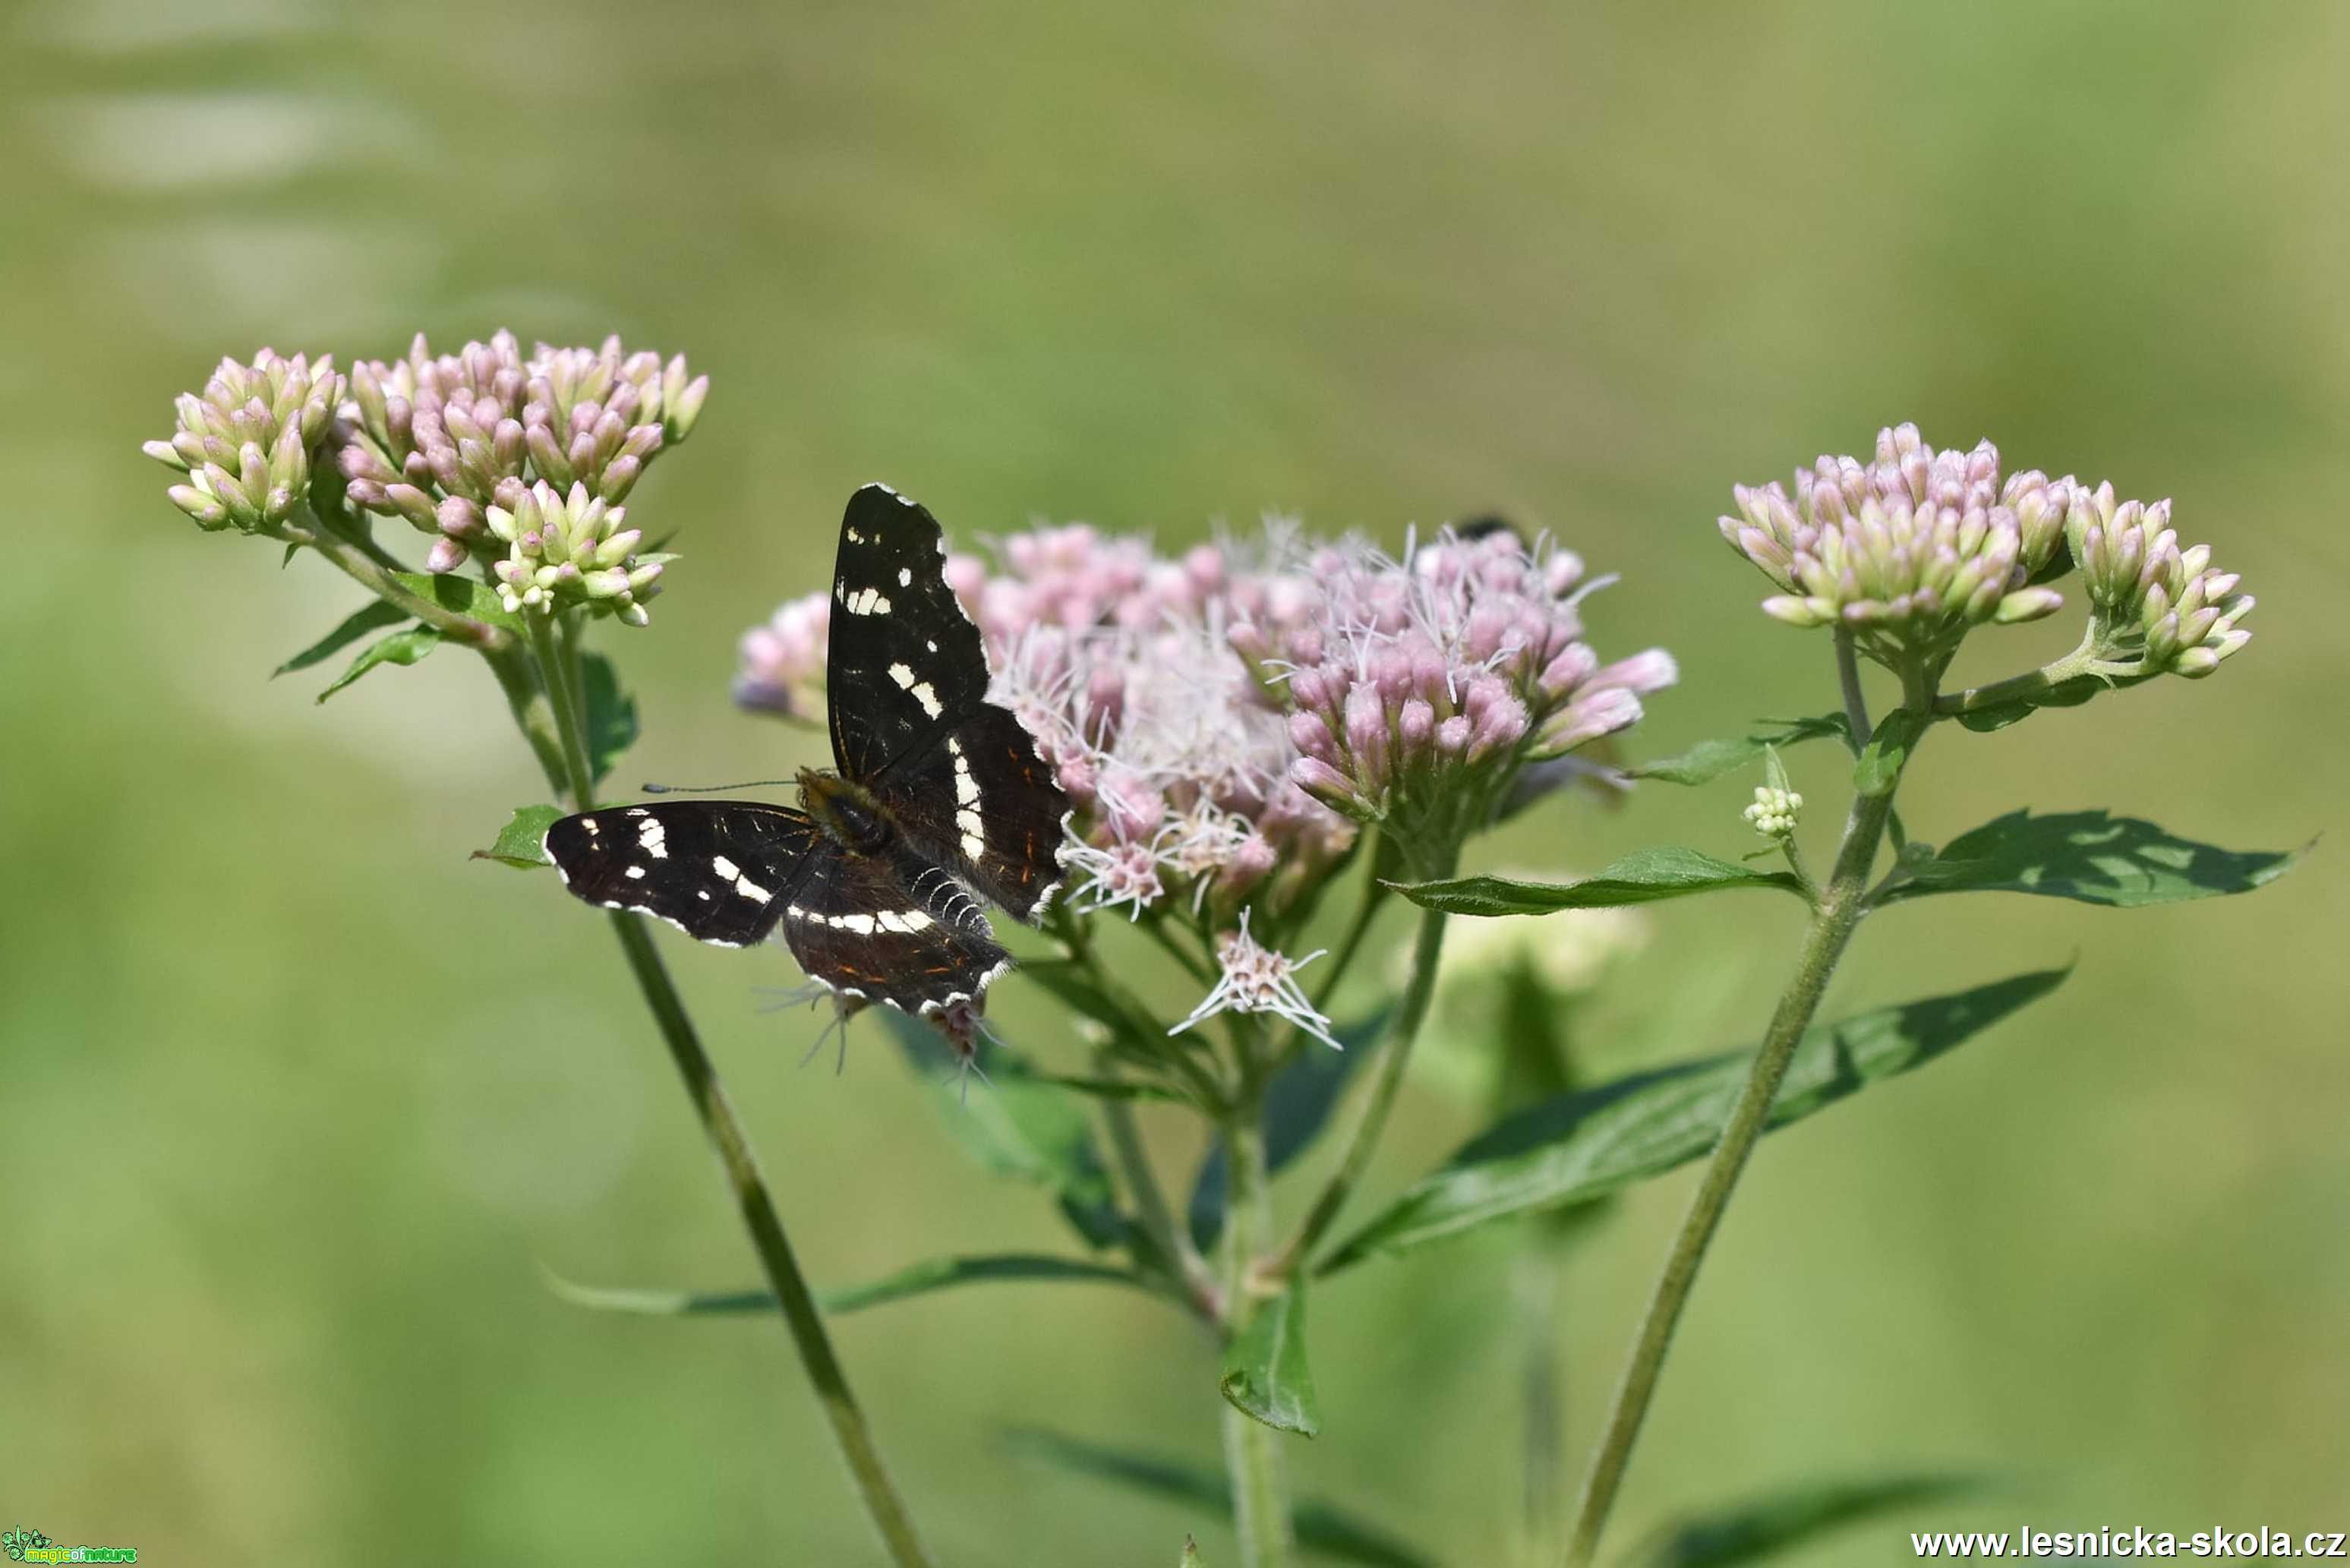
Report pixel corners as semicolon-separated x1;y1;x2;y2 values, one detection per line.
544;801;819;948
877;705;1071;923
827;484;992;784
777;841;1012;1014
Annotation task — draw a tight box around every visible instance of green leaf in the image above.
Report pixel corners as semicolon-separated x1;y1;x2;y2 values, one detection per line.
1633;1473;1993;1566
1629;714;1850;785
1221;1278;1320;1436
1950;670;2153;733
1190;1009;1387;1251
580;651;639;784
1853;708;1928;797
1321;967;2068;1270
881;1011;1128;1249
545;1254;1146;1318
388;569;522;631
474;803;563;869
273;599;408;676
316;623;441;701
1878;809;2307;907
1180;1535;1206;1568
1003;1428;1433;1568
1396;847;1806;916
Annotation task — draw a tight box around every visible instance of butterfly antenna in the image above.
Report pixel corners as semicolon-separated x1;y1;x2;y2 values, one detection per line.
641;778;797;794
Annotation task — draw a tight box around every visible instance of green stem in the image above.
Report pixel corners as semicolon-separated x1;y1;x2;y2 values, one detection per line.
1309;830;1390;1013
1099;1086;1222;1322
1262;841;1456;1281
1562;711;1913;1568
1932;625;2125;716
1832;629;1872;753
282;505;514;651
1220;1107;1293;1568
522;617;937;1568
1517;1243;1566;1567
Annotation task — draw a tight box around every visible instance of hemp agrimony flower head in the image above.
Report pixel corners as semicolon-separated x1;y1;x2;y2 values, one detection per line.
1722;423;2071;668
2061;484;2254;677
486;481;671;624
1726;423;2255;693
1743;784;1803;840
144;349;344;534
1232;523;1673;871
334;331;706;577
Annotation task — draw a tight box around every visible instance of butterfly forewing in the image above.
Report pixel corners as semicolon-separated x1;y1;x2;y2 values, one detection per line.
826;484;992;784
545;801;819;948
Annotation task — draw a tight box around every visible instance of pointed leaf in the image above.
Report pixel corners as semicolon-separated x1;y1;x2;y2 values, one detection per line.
1396;847;1805;916
1181;1535;1207;1568
388;569;522;631
1877;809;2307;908
1634;1473;1993;1566
1629;714;1850;786
1221;1278;1320;1436
1321;967;2068;1270
581;651;639;784
1853;708;1928;797
273;599;407;676
546;1254;1146;1318
475;803;563;869
1191;1008;1387;1250
1002;1428;1434;1568
315;623;440;701
882;1011;1127;1248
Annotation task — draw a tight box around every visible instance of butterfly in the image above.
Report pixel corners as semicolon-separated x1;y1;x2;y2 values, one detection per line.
544;483;1071;1022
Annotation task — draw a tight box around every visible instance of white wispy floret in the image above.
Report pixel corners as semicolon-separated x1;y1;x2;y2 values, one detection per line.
1168;910;1342;1052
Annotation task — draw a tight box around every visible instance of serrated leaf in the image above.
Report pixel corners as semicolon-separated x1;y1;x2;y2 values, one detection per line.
1853;708;1928;797
475;803;563;869
581;651;638;784
1629;714;1850;786
1877;809;2307;907
545;1254;1145;1318
1634;1473;1993;1566
1396;847;1806;916
1320;967;2068;1270
1190;1009;1387;1251
273;599;408;676
1221;1277;1320;1436
316;623;440;701
882;1011;1128;1249
389;569;522;631
1003;1428;1434;1568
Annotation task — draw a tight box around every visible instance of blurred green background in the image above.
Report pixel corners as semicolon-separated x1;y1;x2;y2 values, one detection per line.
5;0;2344;1562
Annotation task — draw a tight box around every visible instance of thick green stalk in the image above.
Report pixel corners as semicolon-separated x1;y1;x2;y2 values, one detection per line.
1263;840;1456;1280
282;504;514;651
1220;1109;1293;1568
522;615;937;1568
1562;727;1910;1566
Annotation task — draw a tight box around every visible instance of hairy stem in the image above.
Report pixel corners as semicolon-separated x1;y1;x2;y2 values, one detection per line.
522;617;936;1568
282;505;514;651
1221;1107;1294;1568
1262;841;1456;1280
1562;704;1913;1567
1932;625;2122;715
1100;1085;1222;1321
1833;629;1872;751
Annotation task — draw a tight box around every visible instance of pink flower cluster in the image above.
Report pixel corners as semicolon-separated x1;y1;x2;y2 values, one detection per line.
738;512;1669;926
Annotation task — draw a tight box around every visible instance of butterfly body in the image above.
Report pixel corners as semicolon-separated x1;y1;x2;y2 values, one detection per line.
544;484;1071;1017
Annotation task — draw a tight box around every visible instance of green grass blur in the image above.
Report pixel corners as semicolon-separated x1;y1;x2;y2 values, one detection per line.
3;1;2345;1562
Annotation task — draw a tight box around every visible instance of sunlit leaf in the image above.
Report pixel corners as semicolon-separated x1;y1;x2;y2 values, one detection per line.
1629;715;1850;786
273;599;406;676
315;623;440;701
1877;809;2307;908
1003;1428;1432;1568
1396;847;1805;916
1321;967;2068;1270
544;1254;1147;1318
389;569;522;632
1221;1278;1320;1436
1633;1472;1993;1566
475;803;562;869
